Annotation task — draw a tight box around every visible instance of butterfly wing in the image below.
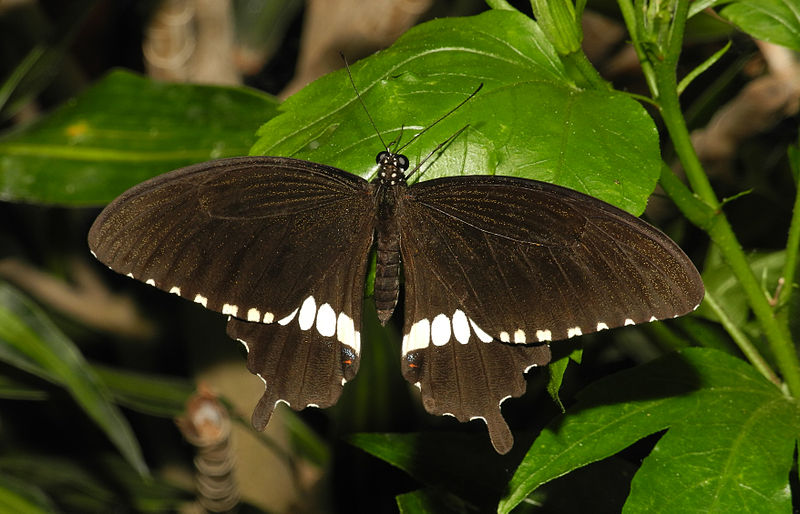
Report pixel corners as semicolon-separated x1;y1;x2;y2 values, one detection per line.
397;175;703;454
89;156;376;427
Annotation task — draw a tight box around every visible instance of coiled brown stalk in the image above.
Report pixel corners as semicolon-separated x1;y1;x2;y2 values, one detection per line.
176;386;239;512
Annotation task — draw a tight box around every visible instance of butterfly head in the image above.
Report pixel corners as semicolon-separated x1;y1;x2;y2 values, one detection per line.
376;150;409;186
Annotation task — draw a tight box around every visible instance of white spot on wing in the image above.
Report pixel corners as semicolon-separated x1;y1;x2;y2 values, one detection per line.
237;338;249;353
146;279;155;286
337;312;359;353
194;294;208;307
126;272;134;278
431;314;451;346
222;303;239;317
524;363;540;372
263;312;274;323
169;286;181;296
298;296;317;330
567;326;582;338
624;318;635;326
514;329;526;344
316;303;336;337
500;331;510;343
278;307;299;326
536;329;552;342
649;316;658;322
469;318;493;343
247;308;261;322
597;322;609;331
402;318;430;355
452;310;470;344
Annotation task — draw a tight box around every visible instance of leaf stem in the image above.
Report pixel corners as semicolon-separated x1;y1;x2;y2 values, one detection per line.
563;50;609;90
703;292;782;387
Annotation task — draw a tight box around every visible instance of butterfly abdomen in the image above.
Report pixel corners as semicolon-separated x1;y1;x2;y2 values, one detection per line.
375;236;401;325
374;183;403;325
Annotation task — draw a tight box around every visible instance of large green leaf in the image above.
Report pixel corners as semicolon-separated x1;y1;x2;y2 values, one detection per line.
499;348;799;513
0;69;279;205
719;0;800;51
252;9;661;215
0;282;148;476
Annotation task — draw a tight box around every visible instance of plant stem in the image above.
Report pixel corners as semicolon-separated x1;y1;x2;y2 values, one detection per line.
649;1;800;396
617;0;659;96
563;50;609;90
703;292;782;387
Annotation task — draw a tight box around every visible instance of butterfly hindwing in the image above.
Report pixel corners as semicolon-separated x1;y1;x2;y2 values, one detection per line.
89;156;376;426
397;175;703;453
227;298;361;429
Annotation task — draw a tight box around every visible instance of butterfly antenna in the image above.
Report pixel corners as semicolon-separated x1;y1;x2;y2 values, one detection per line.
396;82;483;155
390;125;406;153
406;124;470;181
341;52;390;152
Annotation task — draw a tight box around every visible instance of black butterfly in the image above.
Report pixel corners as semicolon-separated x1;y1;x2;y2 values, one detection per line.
88;98;703;456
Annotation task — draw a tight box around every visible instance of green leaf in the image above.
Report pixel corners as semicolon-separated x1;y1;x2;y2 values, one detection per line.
677;40;731;94
499;348;799;513
396;488;475;514
0;373;48;401
0;475;55;514
0;453;190;512
0;69;279;205
689;0;726;18
530;0;583;55
545;348;582;411
0;454;116;511
719;0;800;51
0;282;148;476
252;10;661;215
91;364;194;418
349;432;517;511
0;1;96;121
0;45;46;115
0;362;192;416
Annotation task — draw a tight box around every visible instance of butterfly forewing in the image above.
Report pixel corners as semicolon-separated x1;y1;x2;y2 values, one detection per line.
397;175;703;453
89;156;376;423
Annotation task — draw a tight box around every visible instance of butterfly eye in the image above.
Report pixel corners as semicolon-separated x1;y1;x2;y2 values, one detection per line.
395;154;409;171
376;151;390;165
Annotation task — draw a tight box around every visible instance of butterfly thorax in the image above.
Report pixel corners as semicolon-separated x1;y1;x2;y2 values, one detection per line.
373;151;409;325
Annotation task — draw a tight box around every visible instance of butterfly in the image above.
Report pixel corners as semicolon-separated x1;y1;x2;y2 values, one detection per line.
88;84;703;455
